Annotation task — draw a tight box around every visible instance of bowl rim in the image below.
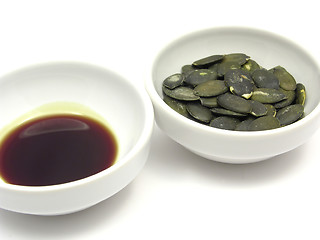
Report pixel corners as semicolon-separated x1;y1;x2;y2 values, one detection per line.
146;26;320;139
0;61;154;192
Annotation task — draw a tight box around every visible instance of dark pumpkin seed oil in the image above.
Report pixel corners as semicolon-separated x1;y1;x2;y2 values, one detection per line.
0;103;118;187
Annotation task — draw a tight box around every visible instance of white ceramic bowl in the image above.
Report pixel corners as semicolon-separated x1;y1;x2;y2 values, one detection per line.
146;26;320;164
0;62;154;215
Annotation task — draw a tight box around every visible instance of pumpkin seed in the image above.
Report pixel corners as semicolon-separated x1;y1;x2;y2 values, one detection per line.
200;97;219;108
208;62;219;73
161;52;306;131
249;100;268;117
163;73;184;89
269;66;296;91
210;107;247;117
184;69;218;86
252;68;280;89
217;92;252;114
217;61;241;77
193;80;228;97
209;116;241;130
235;118;255;131
186;102;213;123
295;83;306;106
163;95;189;117
248;116;280;131
181;65;197;76
274;89;295;108
224;69;254;99
264;104;277;117
241;59;261;73
162;85;200;101
217;53;250;77
192;54;224;68
224;53;250;65
276;104;304;126
251;88;287;103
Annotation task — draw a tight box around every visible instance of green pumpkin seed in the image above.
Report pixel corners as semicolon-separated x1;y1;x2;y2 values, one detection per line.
186;102;213;123
163;95;189;117
249;100;268;117
184;69;218;86
241;59;261;73
217;92;252;114
252;68;280;89
192;54;224;68
209;116;241;130
224;53;250;65
269;66;296;91
274;89;295;108
210;107;247;117
163;85;200;101
217;61;241;77
163;73;184;89
208;63;219;73
224;69;254;99
161;52;305;132
181;65;197;76
251;88;287;103
276;104;304;126
235;118;255;131
295;83;306;106
193;80;228;97
264;104;277;117
200;97;219;108
248;116;280;131
216;53;250;77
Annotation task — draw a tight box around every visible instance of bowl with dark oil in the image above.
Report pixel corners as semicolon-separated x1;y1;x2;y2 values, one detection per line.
0;61;154;215
146;26;320;164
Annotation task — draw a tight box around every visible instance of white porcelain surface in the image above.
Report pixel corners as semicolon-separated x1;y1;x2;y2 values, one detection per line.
146;26;320;164
0;62;154;215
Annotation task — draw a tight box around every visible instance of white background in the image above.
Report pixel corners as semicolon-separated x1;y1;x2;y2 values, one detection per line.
1;0;320;239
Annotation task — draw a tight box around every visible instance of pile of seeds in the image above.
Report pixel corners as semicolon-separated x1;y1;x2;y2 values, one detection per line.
162;53;306;131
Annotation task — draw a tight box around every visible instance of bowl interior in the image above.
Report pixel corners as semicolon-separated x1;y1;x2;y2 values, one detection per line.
152;27;320;115
0;62;147;167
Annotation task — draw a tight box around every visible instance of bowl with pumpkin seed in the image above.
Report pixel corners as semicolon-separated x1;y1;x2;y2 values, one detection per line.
146;26;320;164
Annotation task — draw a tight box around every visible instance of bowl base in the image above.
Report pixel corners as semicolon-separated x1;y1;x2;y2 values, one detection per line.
186;147;271;164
